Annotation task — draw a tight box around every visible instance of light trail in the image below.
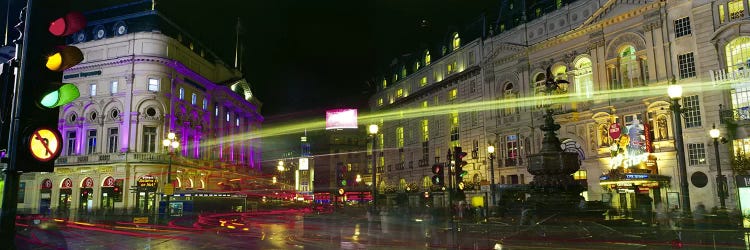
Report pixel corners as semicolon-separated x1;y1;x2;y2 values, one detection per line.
203;79;727;147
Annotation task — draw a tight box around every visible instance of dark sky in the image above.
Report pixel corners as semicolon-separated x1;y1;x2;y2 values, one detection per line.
0;0;500;121
158;0;500;122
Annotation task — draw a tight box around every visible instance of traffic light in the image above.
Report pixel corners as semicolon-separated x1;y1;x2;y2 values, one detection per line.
11;0;85;172
453;147;468;190
113;179;123;202
431;164;444;186
337;165;346;187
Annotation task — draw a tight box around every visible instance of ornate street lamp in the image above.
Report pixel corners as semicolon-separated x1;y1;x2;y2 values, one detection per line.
487;145;496;206
709;124;728;209
368;124;379;213
668;84;691;214
162;132;179;218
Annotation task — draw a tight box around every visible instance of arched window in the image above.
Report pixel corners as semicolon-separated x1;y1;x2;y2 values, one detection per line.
503;83;518;116
425;50;431;65
381;78;387;89
452;33;461;51
401;66;407;78
726;36;750;72
726;37;750;112
399;178;407;191
575;57;593;98
422;176;431;189
618;45;646;88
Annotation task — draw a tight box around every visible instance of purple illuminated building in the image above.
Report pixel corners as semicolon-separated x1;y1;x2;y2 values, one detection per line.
17;2;263;218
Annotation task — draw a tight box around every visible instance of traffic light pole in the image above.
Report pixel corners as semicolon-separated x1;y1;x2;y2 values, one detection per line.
0;20;24;246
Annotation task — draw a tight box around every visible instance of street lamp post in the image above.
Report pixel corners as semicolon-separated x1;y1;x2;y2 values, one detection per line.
709;124;727;209
487;145;496;207
368;124;379;213
162;132;180;219
277;160;286;189
668;84;691;214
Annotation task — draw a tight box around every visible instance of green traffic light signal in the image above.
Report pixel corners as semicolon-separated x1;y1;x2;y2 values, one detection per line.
40;83;79;108
458;170;468;177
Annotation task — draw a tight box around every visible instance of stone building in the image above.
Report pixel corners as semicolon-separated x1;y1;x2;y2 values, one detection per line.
370;0;746;213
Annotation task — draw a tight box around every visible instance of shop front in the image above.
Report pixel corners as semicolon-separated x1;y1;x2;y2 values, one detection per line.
58;178;73;216
135;175;158;215
100;176;115;213
600;172;670;220
79;177;94;213
40;179;52;215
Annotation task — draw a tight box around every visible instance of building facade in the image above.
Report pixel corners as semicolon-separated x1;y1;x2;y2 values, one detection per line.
370;0;748;213
16;4;263;217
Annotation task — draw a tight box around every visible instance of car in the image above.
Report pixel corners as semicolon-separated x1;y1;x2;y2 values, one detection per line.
493;214;678;250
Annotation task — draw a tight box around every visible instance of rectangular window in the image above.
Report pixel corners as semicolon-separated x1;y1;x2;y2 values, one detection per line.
214;105;219;117
110;81;118;94
421;101;428;108
468;51;475;65
66;131;76;155
469;80;476;93
148;78;159;92
191;93;197;105
687;143;707;166
202;98;208;110
107;128;118;153
678;52;696;79
378;98;383;106
674;17;692;38
396;127;404;148
730;0;745;21
179;87;185;100
608;67;620;90
86;130;97;155
422;119;429;141
420;76;428;87
142;126;157;153
396;88;403;98
448;88;457;101
683;95;702;128
506;135;518;167
90;84;96;97
450;113;459;142
422;141;429;161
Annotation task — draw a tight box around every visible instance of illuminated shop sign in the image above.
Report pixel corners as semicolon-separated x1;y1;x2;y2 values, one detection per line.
625;174;649;179
325;109;358;130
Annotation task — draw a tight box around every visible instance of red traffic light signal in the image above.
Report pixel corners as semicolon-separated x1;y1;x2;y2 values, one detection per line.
48;11;85;36
432;164;444;186
432;164;443;174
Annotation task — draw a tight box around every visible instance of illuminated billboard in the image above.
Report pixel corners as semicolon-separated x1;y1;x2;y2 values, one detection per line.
325;109;358;130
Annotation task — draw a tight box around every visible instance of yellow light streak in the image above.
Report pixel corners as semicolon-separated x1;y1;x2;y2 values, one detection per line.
205;79;726;148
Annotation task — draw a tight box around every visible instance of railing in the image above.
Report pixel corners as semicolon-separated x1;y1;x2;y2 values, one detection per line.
55;152;251;170
395;162;405;170
418;159;428;167
709;68;750;85
720;107;750;123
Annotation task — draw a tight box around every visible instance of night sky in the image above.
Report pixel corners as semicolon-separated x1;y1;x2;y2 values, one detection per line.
1;0;500;120
157;0;500;121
